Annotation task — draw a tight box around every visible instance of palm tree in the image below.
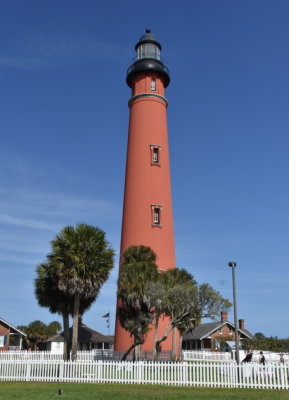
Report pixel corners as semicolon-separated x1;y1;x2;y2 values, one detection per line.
48;224;114;361
17;320;61;350
35;262;71;359
121;245;158;266
26;320;47;350
117;245;159;360
46;321;62;337
160;268;196;288
35;262;96;360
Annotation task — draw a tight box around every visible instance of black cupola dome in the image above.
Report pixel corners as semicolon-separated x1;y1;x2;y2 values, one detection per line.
135;28;161;51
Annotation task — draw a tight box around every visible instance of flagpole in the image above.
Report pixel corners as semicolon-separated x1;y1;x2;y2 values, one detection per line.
102;312;110;336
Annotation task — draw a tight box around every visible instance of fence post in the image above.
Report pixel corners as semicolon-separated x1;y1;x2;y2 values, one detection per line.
182;362;188;385
137;361;143;384
58;361;64;382
25;361;31;382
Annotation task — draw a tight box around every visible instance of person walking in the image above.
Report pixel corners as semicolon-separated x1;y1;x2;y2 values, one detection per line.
259;351;265;366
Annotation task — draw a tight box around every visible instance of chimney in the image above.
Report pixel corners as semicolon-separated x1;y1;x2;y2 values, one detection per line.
220;311;228;322
238;319;244;330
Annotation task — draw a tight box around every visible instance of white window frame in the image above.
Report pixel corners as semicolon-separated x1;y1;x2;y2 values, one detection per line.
0;335;6;347
151;78;156;91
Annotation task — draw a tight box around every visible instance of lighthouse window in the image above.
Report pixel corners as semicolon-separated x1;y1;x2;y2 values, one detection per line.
153;208;160;225
153;148;159;163
151;205;162;227
150;145;161;166
137;44;160;60
151;78;156;91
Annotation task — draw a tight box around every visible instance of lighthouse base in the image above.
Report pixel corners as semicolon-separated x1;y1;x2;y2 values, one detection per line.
114;316;180;360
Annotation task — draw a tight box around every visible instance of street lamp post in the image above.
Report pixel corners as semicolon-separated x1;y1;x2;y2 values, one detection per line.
228;262;240;364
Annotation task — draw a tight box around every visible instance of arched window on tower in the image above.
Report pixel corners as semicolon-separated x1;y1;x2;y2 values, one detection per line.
151;78;156;91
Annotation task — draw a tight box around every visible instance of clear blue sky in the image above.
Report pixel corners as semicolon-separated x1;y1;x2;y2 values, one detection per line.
1;0;289;338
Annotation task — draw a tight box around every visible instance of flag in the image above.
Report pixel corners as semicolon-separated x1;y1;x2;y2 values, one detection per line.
102;312;110;318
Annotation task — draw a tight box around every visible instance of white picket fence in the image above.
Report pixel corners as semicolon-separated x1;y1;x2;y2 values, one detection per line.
0;360;288;389
0;350;113;361
0;351;62;361
182;350;232;362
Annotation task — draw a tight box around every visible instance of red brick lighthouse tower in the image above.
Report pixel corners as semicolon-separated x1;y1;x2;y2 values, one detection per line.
114;29;176;353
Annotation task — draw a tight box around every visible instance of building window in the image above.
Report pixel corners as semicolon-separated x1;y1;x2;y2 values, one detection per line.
214;340;220;350
150;145;161;165
153;148;159;163
151;204;162;227
151;78;156;91
154;208;160;225
218;327;223;334
0;335;7;347
229;327;233;335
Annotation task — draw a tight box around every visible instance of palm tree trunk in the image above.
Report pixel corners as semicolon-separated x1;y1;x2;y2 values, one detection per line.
153;318;159;361
121;337;142;361
133;334;139;361
71;294;80;361
135;343;141;361
171;327;176;361
155;324;173;361
133;336;136;362
62;311;70;361
178;332;183;361
121;343;135;361
133;328;143;361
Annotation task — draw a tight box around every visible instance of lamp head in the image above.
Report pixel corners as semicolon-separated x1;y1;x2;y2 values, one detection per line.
228;262;237;268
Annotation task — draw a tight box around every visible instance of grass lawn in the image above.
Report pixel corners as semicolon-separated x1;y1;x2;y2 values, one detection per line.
0;382;288;400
